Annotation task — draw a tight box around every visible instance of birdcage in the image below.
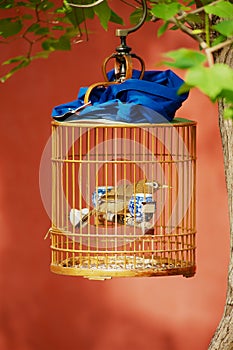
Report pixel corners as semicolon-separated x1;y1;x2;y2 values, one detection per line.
49;118;196;280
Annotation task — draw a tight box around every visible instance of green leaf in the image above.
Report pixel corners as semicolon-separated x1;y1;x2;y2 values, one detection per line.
0;0;15;8
130;8;146;25
56;35;71;50
185;64;233;101
181;5;191;12
27;23;50;36
205;1;233;19
35;27;50;35
157;21;169;37
185;13;203;24
42;35;71;51
164;48;207;69
94;0;111;30
17;2;28;6
109;10;124;25
0;18;22;38
63;0;72;11
213;20;233;37
219;89;233;101
151;3;181;21
186;66;219;100
65;27;81;37
27;23;40;32
211;34;226;47
31;51;51;59
41;37;57;50
37;0;54;11
129;7;151;28
65;6;93;26
52;25;64;31
0;59;30;83
20;0;39;9
66;7;84;26
224;107;233;119
178;82;192;95
83;8;95;19
55;3;72;14
2;55;26;65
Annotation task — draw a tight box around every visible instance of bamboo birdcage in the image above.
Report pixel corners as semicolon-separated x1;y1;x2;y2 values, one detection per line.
49;118;196;280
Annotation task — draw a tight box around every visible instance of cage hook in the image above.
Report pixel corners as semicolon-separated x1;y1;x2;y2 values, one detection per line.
83;0;147;104
102;0;147;82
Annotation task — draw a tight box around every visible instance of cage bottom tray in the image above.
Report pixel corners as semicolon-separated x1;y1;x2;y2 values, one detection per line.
51;255;196;280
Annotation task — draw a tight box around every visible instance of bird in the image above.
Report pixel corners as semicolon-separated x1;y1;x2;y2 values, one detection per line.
79;179;170;226
98;179;169;203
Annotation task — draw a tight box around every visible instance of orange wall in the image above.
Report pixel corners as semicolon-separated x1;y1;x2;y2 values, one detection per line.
0;10;230;350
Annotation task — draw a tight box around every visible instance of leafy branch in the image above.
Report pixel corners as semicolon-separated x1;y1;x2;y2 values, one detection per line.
1;0;233;118
145;0;233;118
0;0;123;82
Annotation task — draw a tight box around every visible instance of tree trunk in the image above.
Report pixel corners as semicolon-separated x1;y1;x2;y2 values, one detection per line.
208;45;233;349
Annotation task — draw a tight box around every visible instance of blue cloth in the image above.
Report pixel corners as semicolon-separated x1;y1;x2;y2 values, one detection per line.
51;69;188;123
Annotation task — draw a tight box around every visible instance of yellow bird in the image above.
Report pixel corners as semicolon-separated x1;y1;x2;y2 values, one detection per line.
80;179;169;225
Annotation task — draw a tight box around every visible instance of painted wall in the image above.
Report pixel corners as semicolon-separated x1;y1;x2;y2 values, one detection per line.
0;7;230;350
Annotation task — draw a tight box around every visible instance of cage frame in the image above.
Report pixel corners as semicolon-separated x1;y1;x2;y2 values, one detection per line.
49;118;197;280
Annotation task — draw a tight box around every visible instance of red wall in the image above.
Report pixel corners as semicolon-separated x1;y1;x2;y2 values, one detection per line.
0;9;230;350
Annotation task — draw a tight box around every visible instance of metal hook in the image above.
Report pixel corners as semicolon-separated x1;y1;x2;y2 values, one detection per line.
102;0;147;82
84;0;148;104
115;0;147;37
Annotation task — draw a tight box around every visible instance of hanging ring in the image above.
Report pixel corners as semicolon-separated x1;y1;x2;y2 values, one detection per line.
102;53;145;82
102;54;133;82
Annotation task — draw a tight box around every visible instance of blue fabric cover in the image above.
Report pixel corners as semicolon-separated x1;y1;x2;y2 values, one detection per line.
51;69;188;123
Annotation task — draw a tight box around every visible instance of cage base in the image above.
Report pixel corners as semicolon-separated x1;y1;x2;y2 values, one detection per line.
50;255;196;280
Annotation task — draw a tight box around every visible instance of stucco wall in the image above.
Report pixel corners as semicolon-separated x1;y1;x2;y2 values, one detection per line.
0;9;229;350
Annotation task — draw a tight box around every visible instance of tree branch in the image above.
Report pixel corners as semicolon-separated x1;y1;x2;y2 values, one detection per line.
207;39;233;54
168;18;216;65
168;17;208;50
177;0;222;20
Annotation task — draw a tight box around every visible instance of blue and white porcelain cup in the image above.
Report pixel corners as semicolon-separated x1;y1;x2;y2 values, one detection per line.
128;193;155;222
92;186;114;207
70;208;89;227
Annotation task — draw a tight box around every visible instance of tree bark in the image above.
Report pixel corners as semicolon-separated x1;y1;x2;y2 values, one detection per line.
208;45;233;349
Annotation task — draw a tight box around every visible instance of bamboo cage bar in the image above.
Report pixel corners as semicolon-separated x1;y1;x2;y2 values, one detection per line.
49;118;196;280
